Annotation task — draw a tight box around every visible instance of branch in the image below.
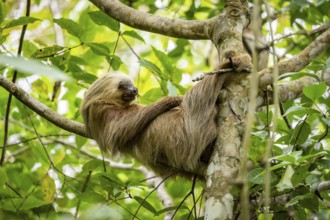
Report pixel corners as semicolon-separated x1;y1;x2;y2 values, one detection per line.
258;28;330;88
0;75;87;138
204;1;251;219
257;58;330;106
89;0;217;39
269;23;330;46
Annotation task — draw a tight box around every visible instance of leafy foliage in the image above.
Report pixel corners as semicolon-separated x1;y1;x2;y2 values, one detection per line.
0;0;329;219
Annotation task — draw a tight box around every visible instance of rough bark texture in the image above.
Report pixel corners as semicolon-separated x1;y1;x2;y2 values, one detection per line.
204;1;251;219
258;28;330;88
89;0;217;39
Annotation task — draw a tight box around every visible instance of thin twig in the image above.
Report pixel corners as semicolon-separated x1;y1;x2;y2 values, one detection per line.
192;68;233;82
1;0;31;166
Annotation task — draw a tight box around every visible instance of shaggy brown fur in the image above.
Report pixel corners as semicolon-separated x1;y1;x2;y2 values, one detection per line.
80;72;231;179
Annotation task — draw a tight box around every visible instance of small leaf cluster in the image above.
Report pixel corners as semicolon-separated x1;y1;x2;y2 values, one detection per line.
249;81;330;219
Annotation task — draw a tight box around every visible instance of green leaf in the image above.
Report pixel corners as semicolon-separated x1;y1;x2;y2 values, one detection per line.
303;82;327;101
286;194;311;207
4;16;40;29
78;192;106;203
22;40;39;57
85;42;110;56
79;205;123;219
0;54;71;81
107;55;123;70
0;1;7;24
40;175;56;203
88;11;120;32
291;165;309;187
168;39;189;57
296;151;327;163
5;197;48;211
0;167;8;188
275;155;296;164
122;30;145;43
290;121;310;145
152;47;182;83
167;80;177;96
75;135;87;150
53;18;83;38
276;165;294;191
300;195;319;211
82;159;105;173
248;167;265;184
31;144;49;164
139;59;162;75
284;105;319;116
67;62;97;83
279;71;320;81
140;88;164;104
134;196;158;215
31;45;65;58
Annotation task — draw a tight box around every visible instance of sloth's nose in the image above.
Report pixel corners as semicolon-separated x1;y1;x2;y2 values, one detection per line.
131;87;138;95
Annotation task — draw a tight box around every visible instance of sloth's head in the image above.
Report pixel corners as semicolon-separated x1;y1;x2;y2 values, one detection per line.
83;73;138;108
81;73;138;139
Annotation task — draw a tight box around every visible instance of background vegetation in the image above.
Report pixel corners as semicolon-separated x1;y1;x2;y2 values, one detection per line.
0;0;330;219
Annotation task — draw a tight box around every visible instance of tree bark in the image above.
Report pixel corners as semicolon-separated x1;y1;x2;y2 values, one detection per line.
89;0;217;39
204;1;251;219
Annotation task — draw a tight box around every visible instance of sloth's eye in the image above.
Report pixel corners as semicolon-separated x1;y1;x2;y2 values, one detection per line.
118;84;125;90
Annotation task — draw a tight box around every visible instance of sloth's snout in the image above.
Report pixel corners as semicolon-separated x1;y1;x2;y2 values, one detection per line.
130;86;138;95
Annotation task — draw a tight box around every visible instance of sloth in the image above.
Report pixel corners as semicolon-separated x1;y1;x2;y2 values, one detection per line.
80;54;250;179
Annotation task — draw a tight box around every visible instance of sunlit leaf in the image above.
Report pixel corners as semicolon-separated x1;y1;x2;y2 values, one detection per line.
276;165;294;191
303;82;327;101
152;47;182;83
40;175;55;203
85;42;110;56
296;151;327;163
31;144;49;164
78;191;106;203
76;135;87;150
0;54;71;81
68;62;97;83
134;196;158;215
53;18;83;38
122;30;145;43
1;197;48;211
140;88;164;104
139;59;162;75
4;16;40;29
167;80;177;96
31;45;65;58
107;54;123;70
0;1;7;24
279;72;320;81
88;10;120;32
283;105;318;116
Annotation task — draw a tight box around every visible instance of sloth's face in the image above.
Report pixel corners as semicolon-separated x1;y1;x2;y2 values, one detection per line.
83;73;138;107
117;80;138;103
